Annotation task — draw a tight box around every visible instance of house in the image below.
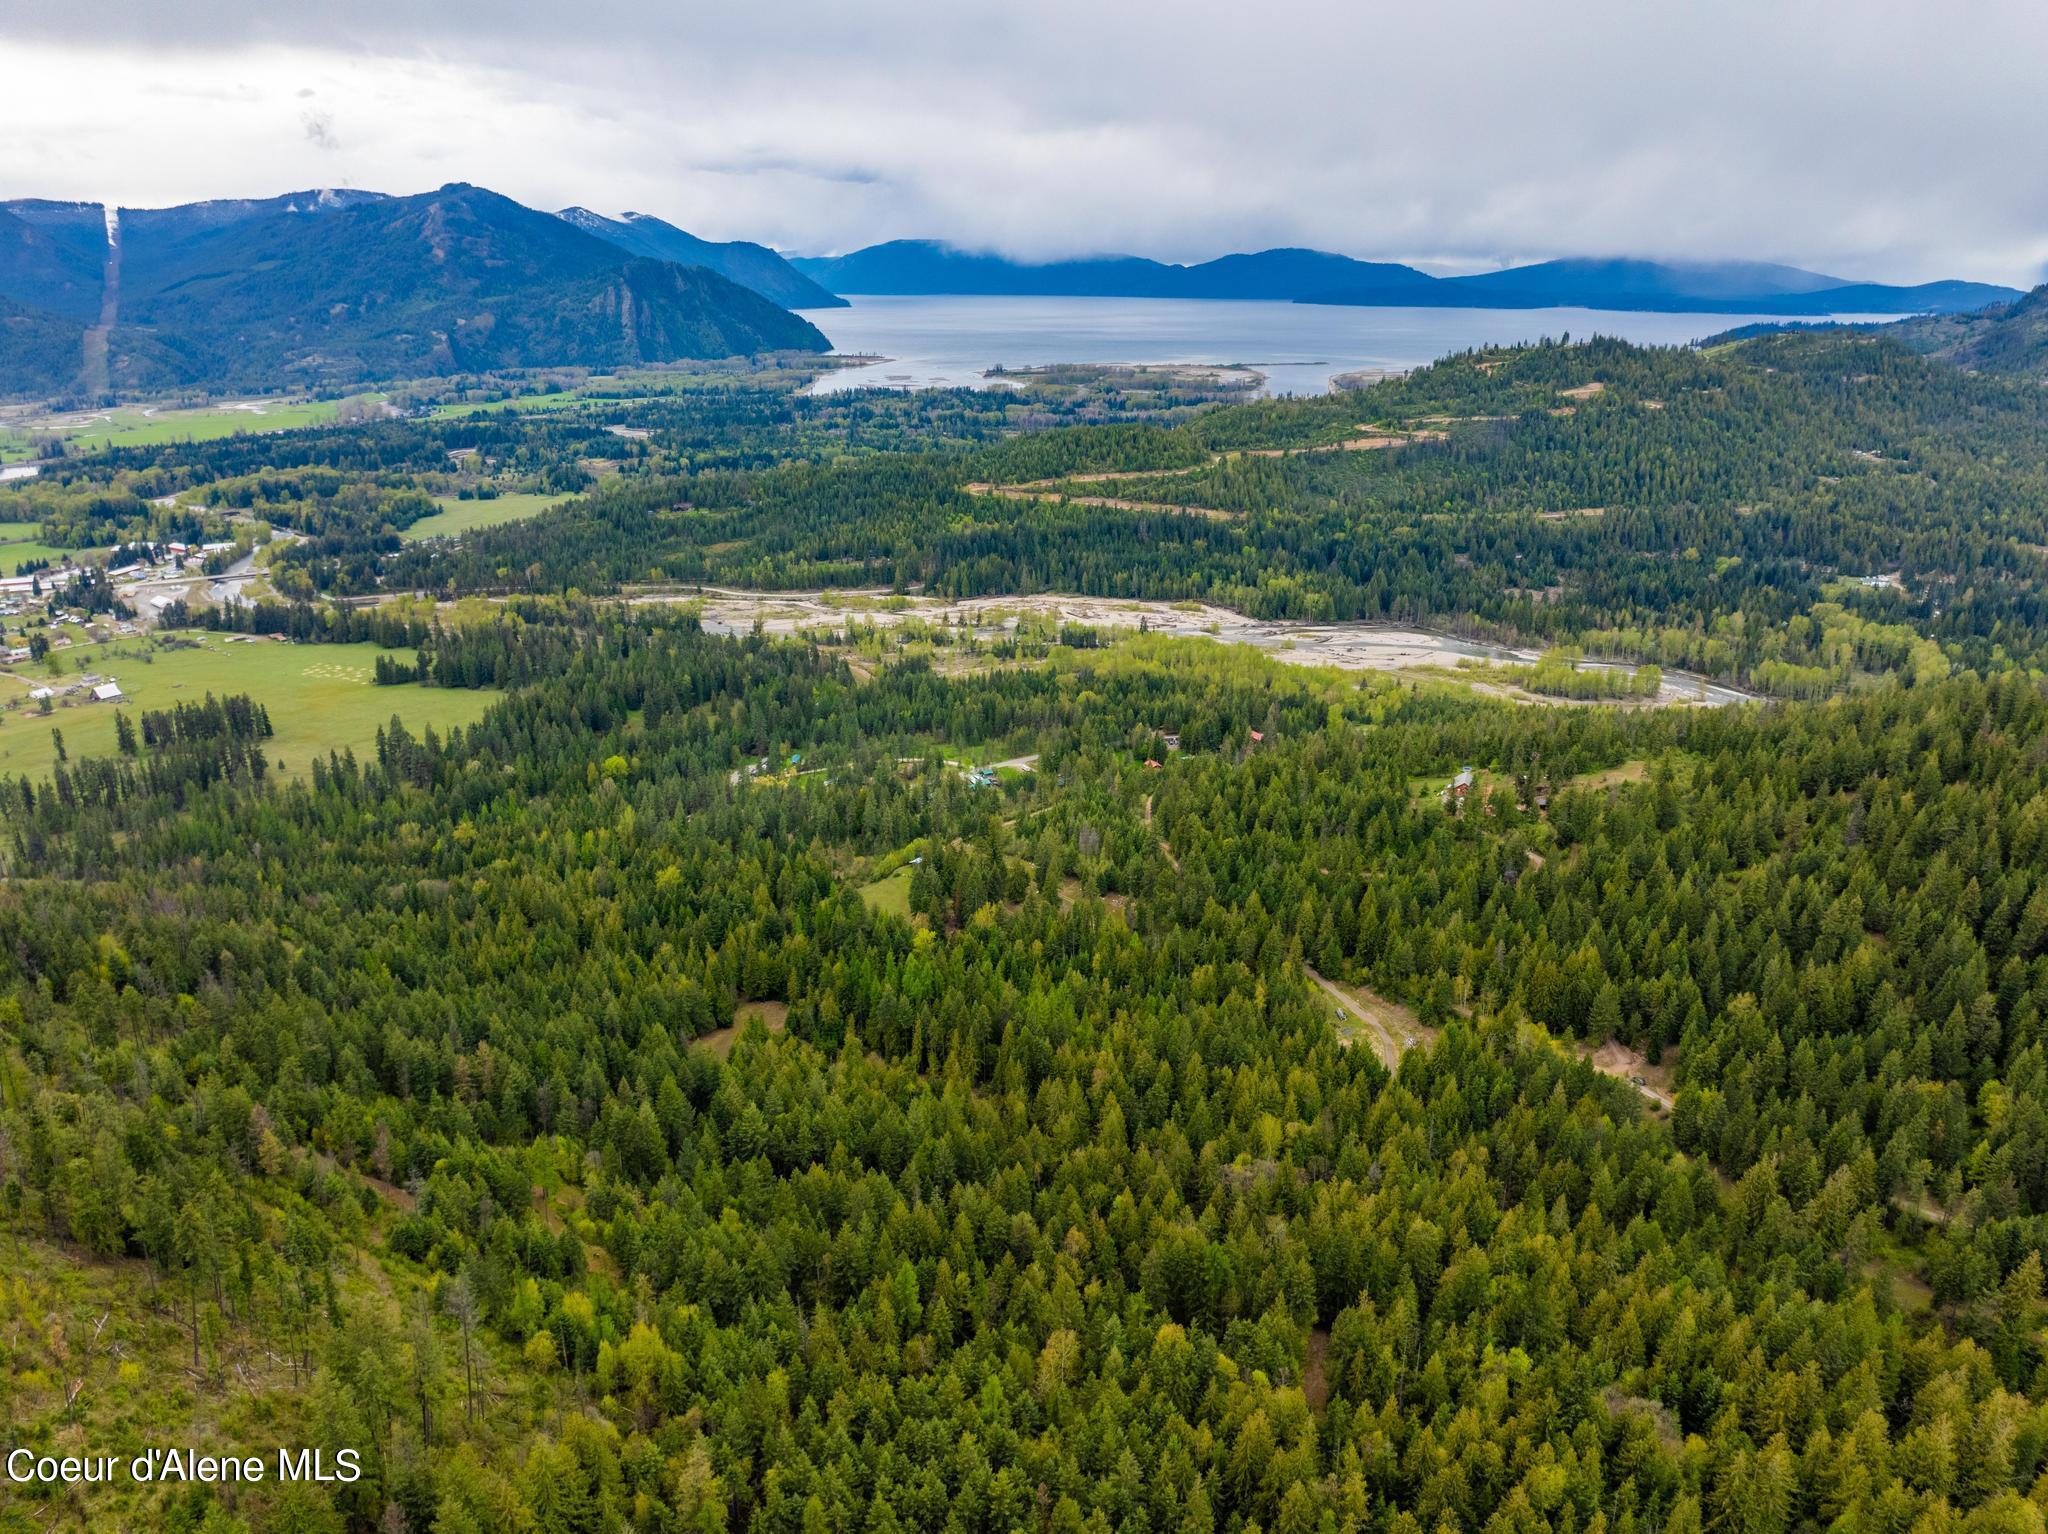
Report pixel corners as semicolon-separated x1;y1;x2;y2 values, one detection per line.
28;686;53;700
1453;767;1474;798
1248;730;1264;744
91;681;123;702
1144;758;1162;770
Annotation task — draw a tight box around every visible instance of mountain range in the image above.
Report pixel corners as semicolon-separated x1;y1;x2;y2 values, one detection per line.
0;185;830;399
790;241;1435;302
2;181;2030;403
791;241;2018;316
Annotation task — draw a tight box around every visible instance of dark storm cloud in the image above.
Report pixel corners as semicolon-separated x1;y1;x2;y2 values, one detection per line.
3;0;2044;284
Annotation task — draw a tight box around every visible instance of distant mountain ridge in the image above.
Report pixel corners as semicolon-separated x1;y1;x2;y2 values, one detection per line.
792;240;1434;301
793;241;2017;316
555;208;844;310
0;184;830;398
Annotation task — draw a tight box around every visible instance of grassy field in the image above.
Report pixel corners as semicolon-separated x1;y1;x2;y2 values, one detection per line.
0;634;498;780
74;402;341;449
0;516;91;575
430;391;593;420
2;540;82;573
425;365;803;420
402;492;574;540
26;396;390;454
858;866;915;919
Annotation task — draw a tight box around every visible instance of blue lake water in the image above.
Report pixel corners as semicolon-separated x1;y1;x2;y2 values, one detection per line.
807;294;1885;396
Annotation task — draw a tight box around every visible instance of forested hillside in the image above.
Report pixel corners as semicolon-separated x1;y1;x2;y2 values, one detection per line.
10;604;2048;1532
557;209;847;311
0;185;830;399
11;330;2048;1532
1892;284;2048;378
354;333;2048;692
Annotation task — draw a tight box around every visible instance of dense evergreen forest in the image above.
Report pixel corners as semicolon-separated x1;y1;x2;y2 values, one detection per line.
10;333;2048;1532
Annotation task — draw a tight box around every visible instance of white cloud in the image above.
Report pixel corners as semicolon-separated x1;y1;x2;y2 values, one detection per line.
2;0;2044;285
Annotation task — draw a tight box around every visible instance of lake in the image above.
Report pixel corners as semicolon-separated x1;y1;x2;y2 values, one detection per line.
808;294;1882;396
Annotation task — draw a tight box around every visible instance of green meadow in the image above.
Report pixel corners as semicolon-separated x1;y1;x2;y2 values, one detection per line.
430;391;592;420
1;541;81;574
21;393;387;454
857;864;915;919
402;491;575;540
61;401;341;449
0;633;498;781
0;514;89;574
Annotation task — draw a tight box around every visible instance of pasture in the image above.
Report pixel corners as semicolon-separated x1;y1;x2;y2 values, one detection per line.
18;395;390;454
402;492;575;540
0;633;498;781
0;517;92;576
1;540;81;574
858;865;915;919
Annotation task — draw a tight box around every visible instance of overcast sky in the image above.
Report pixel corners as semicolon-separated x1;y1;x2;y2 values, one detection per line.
3;0;2044;286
